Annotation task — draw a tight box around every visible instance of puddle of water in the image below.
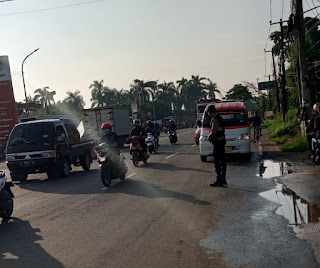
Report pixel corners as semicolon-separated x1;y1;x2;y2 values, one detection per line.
257;160;293;179
260;185;320;226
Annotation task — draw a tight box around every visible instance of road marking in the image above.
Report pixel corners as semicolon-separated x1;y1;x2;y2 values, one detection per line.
165;153;178;159
258;141;263;157
191;144;196;147
126;173;137;179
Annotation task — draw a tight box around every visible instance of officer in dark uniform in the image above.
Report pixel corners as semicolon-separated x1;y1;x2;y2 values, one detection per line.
207;104;227;187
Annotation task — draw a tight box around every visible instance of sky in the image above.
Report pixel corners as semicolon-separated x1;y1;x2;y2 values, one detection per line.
0;0;304;108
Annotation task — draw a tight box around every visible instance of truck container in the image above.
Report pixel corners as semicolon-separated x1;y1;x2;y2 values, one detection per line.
83;107;131;146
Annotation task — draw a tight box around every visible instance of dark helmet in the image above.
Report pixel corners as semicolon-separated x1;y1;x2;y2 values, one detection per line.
101;122;112;130
170;119;174;123
133;119;141;127
147;120;153;126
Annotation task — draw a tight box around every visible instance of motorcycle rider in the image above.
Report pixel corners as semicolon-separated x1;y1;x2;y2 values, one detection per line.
207;104;227;187
100;122;121;163
130;119;148;156
312;103;320;154
168;119;178;143
145;120;159;147
251;111;263;142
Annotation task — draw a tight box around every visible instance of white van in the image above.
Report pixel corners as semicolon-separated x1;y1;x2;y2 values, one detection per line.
199;101;251;162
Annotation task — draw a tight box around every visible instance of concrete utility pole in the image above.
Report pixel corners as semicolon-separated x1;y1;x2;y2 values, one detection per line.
295;0;312;135
272;49;281;113
280;19;288;122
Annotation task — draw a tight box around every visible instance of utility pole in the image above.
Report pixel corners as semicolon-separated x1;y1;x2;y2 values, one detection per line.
294;0;312;136
271;49;281;113
280;19;288;122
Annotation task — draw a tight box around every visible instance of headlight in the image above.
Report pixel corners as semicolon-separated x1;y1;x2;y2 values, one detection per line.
239;134;250;140
42;151;56;158
6;155;15;161
99;156;106;162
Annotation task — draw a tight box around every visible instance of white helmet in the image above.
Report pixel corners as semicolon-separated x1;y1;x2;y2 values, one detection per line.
313;103;320;112
0;170;7;192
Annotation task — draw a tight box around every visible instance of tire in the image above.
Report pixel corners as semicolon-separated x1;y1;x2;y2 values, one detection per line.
143;158;148;164
81;153;91;171
119;173;126;181
60;159;70;177
101;167;111;187
201;155;207;162
2;200;13;219
244;153;251;161
10;172;27;182
133;152;139;167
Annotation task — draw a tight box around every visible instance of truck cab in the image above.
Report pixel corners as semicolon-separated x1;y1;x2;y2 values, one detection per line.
6;119;93;181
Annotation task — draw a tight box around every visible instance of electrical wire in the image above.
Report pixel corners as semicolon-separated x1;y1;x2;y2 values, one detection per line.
305;0;318;16
312;0;320;15
0;0;104;17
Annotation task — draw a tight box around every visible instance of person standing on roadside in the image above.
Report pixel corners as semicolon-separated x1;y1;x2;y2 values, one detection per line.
207;105;227;187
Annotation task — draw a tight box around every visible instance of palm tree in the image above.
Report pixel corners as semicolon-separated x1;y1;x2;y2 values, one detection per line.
64;90;85;114
176;77;188;89
205;79;220;100
158;81;175;115
130;80;150;107
90;80;105;108
34;86;53;108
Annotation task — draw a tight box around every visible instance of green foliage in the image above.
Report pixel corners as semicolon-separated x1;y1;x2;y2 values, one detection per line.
280;135;308;152
273;135;289;144
225;84;253;101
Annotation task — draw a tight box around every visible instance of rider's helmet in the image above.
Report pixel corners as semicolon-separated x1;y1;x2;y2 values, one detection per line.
170;120;174;123
147;120;153;127
133;119;141;127
101;122;112;135
313;103;320;112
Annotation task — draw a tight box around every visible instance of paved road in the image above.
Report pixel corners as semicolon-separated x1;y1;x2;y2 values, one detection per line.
0;129;318;268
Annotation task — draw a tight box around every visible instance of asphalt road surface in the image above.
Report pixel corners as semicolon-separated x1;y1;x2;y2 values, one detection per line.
0;129;318;268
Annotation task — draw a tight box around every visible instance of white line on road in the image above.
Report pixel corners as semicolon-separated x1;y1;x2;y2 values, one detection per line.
258;141;263;157
191;144;196;147
126;173;137;179
165;153;178;159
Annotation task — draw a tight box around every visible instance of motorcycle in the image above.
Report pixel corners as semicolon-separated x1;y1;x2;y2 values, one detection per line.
96;143;128;187
311;138;320;165
130;136;149;167
145;133;158;154
0;171;14;219
168;130;178;145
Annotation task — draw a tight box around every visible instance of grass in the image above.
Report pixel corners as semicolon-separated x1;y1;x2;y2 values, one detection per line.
280;134;308;152
264;109;307;152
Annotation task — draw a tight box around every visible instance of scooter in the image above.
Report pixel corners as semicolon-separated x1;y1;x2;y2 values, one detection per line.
130;136;149;167
311;138;320;165
145;133;158;154
168;130;178;145
0;171;14;219
96;143;128;187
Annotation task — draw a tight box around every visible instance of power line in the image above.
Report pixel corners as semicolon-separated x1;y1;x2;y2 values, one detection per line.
0;0;104;17
312;0;320;15
305;0;318;16
0;0;14;2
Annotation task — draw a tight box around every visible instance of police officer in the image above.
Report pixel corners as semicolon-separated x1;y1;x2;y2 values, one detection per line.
207;104;227;187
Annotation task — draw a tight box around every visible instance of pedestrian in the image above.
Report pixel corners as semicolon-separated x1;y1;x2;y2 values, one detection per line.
207;104;227;187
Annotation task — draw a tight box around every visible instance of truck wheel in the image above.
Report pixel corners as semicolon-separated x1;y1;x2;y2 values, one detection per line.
10;172;27;182
61;159;70;177
200;156;207;162
81;153;91;171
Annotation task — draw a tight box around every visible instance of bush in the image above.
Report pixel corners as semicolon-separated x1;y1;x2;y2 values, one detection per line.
280;134;308;152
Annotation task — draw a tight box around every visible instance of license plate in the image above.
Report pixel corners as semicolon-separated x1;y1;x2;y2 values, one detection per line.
20;161;35;167
225;147;233;152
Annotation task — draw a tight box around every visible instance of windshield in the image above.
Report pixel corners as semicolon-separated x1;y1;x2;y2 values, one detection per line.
6;123;55;154
197;105;207;114
203;111;247;128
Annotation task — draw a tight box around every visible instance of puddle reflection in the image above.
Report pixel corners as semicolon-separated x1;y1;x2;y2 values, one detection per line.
261;185;320;226
258;160;293;179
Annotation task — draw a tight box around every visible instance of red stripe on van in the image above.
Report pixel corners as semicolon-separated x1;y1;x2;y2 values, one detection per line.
225;125;249;130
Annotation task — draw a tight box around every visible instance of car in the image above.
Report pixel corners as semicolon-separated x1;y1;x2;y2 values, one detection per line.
199;101;251;162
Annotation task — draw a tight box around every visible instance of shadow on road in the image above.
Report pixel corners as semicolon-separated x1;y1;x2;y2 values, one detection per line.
108;179;211;206
0;218;63;267
144;162;212;174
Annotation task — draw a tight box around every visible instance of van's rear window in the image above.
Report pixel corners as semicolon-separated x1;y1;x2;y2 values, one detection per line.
203;112;247;128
